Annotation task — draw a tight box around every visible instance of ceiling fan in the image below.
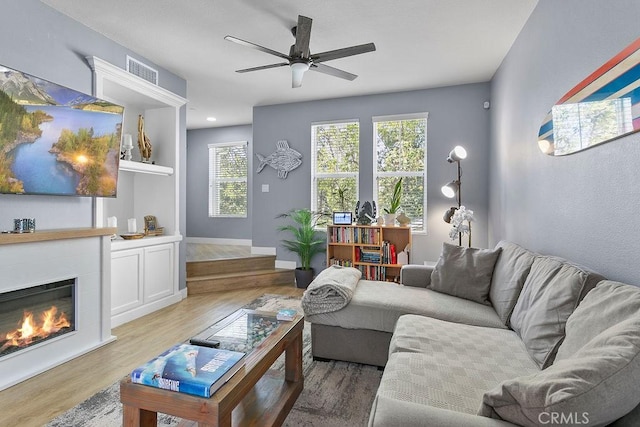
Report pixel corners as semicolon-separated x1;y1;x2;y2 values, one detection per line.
224;15;376;88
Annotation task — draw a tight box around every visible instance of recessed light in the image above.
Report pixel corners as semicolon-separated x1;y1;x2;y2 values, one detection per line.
206;117;217;122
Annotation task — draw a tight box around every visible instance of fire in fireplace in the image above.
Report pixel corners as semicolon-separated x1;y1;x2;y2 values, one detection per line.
0;278;75;358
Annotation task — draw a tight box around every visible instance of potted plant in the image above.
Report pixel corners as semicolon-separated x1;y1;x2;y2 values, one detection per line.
277;208;327;288
383;177;403;226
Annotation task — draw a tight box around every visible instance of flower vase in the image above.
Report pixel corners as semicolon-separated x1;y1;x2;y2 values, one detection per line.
384;213;396;226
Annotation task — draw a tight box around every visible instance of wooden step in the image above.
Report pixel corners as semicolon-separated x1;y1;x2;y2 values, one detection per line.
186;255;276;277
186;268;295;294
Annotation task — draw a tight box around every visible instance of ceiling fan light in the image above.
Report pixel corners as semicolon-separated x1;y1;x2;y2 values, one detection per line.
291;61;309;88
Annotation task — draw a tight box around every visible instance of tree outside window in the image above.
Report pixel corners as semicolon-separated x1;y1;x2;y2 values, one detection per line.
311;121;359;226
208;141;247;217
373;114;428;232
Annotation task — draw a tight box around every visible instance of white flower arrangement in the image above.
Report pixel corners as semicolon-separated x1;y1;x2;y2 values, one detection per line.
448;205;474;241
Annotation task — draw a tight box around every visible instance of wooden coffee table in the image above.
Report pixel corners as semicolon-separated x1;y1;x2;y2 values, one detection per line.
120;309;304;427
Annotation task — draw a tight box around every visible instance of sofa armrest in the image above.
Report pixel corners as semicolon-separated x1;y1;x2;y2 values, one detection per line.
369;395;519;427
400;265;434;288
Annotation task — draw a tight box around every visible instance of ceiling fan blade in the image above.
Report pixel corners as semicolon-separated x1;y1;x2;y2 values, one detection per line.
311;42;376;63
293;15;312;58
224;35;291;61
235;62;289;73
310;63;357;81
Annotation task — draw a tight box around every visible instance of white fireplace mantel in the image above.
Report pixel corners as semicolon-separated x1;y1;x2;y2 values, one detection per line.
0;227;115;391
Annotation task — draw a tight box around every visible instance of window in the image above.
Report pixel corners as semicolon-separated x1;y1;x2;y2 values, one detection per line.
311;121;359;224
208;141;247;217
373;113;428;232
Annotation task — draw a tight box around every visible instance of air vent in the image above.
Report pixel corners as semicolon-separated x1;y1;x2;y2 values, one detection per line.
126;55;158;85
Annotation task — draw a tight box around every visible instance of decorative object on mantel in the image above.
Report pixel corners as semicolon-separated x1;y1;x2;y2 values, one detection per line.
127;218;137;233
121;134;133;161
13;218;36;233
144;215;164;236
107;216;118;239
255;140;302;179
538;36;640;156
441;145;473;247
137;115;152;163
355;200;376;225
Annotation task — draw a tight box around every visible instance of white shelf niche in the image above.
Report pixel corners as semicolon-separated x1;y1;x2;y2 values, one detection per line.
119;160;173;176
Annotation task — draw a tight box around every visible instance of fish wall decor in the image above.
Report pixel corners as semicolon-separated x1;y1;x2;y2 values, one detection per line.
255;140;302;179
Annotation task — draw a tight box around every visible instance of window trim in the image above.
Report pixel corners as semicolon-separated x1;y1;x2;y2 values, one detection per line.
372;113;428;233
208;140;248;218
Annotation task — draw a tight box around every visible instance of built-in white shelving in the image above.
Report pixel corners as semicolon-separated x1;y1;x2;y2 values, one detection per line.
88;56;187;327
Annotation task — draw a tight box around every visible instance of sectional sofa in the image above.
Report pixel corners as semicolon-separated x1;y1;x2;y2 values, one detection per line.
303;241;640;426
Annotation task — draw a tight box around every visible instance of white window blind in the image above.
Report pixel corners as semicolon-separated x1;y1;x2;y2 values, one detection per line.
311;121;359;224
208;141;248;218
373;113;428;232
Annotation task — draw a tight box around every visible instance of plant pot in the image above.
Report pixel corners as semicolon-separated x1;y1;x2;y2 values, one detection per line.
384;213;396;226
295;267;315;289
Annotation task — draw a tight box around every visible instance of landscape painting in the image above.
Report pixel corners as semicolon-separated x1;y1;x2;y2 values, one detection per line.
0;64;124;197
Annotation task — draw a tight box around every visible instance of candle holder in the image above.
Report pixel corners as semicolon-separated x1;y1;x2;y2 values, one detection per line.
122;134;133;161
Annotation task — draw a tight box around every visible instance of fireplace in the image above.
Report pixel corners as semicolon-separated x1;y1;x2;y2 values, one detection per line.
0;278;76;358
0;228;115;391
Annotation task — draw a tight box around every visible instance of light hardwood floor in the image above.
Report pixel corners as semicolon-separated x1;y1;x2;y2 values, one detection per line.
0;286;304;426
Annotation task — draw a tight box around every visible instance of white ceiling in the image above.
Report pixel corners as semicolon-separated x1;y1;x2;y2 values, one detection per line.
41;0;538;130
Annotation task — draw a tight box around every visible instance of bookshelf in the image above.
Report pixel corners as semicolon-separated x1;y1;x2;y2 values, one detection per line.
327;225;412;282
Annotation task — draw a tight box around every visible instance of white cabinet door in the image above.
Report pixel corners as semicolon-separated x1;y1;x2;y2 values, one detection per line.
111;248;143;316
143;243;174;303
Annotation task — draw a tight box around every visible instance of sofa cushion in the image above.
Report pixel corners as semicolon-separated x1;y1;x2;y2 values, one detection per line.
509;255;603;368
479;317;640;427
489;241;536;326
378;316;538;416
369;395;520;427
305;280;507;333
429;243;502;306
555;280;640;362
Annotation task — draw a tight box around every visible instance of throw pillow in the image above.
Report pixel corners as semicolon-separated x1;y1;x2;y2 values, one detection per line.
555;280;640;362
428;242;502;306
478;318;640;427
509;256;602;369
488;241;536;326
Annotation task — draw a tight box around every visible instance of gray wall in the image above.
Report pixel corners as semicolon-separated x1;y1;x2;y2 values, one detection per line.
0;0;188;287
490;0;640;286
186;125;253;239
252;83;492;271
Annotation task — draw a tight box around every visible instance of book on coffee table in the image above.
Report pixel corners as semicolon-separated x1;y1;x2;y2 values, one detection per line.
276;308;297;321
131;343;245;397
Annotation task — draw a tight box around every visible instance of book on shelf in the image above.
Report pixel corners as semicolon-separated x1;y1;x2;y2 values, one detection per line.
130;343;245;398
276;308;298;321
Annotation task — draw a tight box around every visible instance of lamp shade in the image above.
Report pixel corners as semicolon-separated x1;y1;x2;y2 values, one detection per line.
441;181;458;198
447;145;467;162
443;207;457;223
291;61;309;88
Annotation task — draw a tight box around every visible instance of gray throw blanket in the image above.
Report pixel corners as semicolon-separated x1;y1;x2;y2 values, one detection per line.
301;265;362;316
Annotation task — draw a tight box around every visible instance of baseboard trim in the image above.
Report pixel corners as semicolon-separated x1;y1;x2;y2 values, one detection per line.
186;237;252;246
276;260;297;270
251;246;277;255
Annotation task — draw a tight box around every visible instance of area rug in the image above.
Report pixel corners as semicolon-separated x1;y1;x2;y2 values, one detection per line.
47;294;382;427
